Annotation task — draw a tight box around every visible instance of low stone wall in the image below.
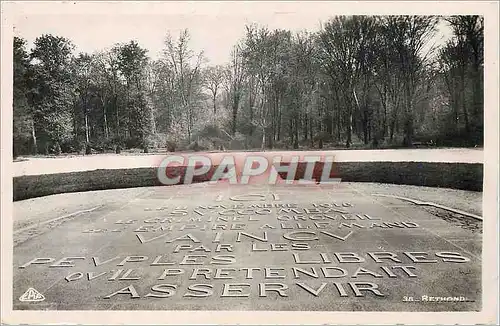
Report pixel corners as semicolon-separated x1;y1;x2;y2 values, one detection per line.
13;162;483;201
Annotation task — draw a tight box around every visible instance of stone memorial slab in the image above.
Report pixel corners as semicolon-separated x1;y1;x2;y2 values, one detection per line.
13;183;481;311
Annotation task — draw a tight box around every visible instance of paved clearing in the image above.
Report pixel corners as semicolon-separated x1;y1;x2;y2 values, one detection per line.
13;182;481;311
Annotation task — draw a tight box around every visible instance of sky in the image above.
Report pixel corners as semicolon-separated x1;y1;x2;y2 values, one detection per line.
12;2;453;66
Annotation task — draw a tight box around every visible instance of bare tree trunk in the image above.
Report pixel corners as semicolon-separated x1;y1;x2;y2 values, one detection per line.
104;111;109;139
115;95;120;137
187;107;192;143
353;88;369;144
102;98;109;140
346;106;352;148
277;102;281;142
330;103;335;138
85;113;90;143
31;119;37;154
309;114;314;147
261;126;266;150
232;97;238;135
213;95;217;116
249;104;254;136
460;72;470;133
363;110;369;145
454;85;460;131
389;108;397;142
383;100;388;138
150;104;156;135
125;81;130;138
336;109;341;143
403;88;414;147
303;113;308;140
294;115;299;149
248;81;255;136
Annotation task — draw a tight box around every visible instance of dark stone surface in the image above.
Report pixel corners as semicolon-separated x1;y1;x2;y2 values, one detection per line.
13;183;481;311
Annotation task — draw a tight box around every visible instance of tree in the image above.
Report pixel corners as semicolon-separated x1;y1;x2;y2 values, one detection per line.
204;65;225;117
115;41;155;150
288;31;318;148
13;37;33;156
161;29;205;143
383;16;438;147
242;26;287;148
12;17;483;156
318;16;369;147
28;34;75;154
440;15;484;144
224;45;245;135
371;18;405;143
73;53;94;144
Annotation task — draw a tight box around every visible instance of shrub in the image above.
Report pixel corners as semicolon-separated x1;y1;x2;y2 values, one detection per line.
147;133;167;149
273;140;290;150
187;141;204;152
85;138;114;153
124;137;141;150
166;140;177;152
53;142;62;155
85;143;92;155
197;125;223;139
13;134;33;157
59;139;80;154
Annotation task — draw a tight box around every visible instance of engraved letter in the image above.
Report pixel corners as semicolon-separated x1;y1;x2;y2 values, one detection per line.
349;282;384;297
50;257;85;268
65;272;84;282
180;255;206;265
367;252;402;263
117;256;148;266
19;257;55;268
104;285;140;299
283;231;318;241
264;268;286;279
145;284;177;298
435;252;471;263
221;283;251;297
404;252;438;263
259;283;288;297
335;252;365;263
215;268;236;279
296;282;327;296
158;269;185;280
184;284;214;297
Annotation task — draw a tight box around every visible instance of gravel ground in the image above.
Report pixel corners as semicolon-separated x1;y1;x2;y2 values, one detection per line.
13;187;147;231
420;206;482;233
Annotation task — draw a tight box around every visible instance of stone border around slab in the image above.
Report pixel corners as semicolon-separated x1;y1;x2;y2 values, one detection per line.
13;162;483;201
371;194;483;220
